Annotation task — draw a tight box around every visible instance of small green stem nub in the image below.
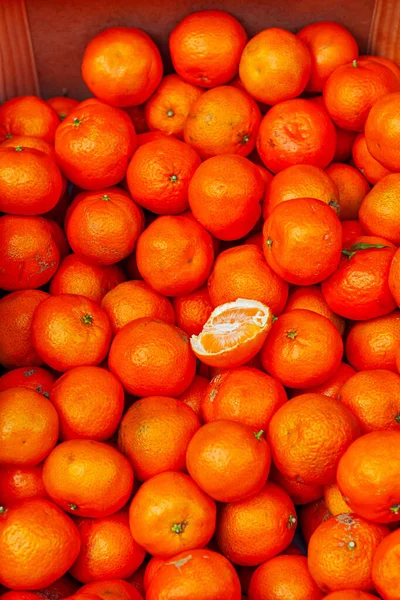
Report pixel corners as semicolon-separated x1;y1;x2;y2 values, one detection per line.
68;503;78;511
73;117;82;127
390;504;400;515
348;540;356;550
286;329;298;340
82;314;93;325
272;315;278;323
171;521;188;534
170;174;178;183
167;109;174;117
254;430;264;441
266;238;273;248
14;146;23;152
102;195;111;201
287;514;297;529
352;59;358;67
241;134;250;144
0;506;7;514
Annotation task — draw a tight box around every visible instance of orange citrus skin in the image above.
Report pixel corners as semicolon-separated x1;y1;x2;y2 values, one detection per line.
365;91;400;171
352;133;392;185
178;374;209;418
292;362;356;401
324;483;351;516
300;499;333;544
173;286;213;337
79;580;143;600
0;96;60;143
325;163;370;221
47;96;80;120
314;592;377;600
359;173;400;246
0;463;48;506
390;248;400;307
269;464;323;506
346;312;400;372
285;286;345;336
0;365;56;397
372;528;400;600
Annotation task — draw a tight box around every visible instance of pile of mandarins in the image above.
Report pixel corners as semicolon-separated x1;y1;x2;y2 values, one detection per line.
1;10;400;600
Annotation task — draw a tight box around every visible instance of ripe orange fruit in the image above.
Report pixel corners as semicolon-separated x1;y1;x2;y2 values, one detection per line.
324;59;400;131
390;248;400;307
32;294;111;372
300;499;333;544
109;318;195;396
1;134;56;158
69;511;145;583
263;164;340;219
269;464;323;505
144;557;166;592
268;393;359;485
46;97;80;120
2;592;69;600
292;362;356;401
0;464;47;506
79;581;143;600
325;163;370;220
129;471;216;557
177;374;209;417
66;188;142;265
297;21;358;92
263;198;342;285
216;482;297;566
365;91;400;171
0;387;58;466
0;498;80;590
358;173;400;245
170;10;247;88
257;99;336;173
324;483;350;516
352;133;392;185
308;514;389;593
55;104;136;190
239;28;311;104
341;220;365;247
346;312;400;371
188;154;263;240
50;254;126;304
0;96;60;143
372;528;400;600
321;237;396;320
146;548;241;600
43;439;133;518
136;214;214;296
118;395;200;481
323;593;377;600
339;369;400;433
337;430;400;523
0;146;63;215
191;298;272;368
285;286;345;335
173;286;212;336
50;366;124;441
136;130;169;147
0;290;49;368
248;555;324;600
126;137;200;215
101;280;175;334
187;420;271;502
184;86;261;159
201;367;286;431
19;575;80;600
0;215;60;291
145;75;203;138
208;245;288;315
82;27;162;106
261;310;343;389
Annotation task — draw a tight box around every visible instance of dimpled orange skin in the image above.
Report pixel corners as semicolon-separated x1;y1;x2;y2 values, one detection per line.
43;439;133;518
0;290;49;368
314;592;377;600
0;135;56;157
47;97;80;120
186;420;271;502
346;313;400;372
292;362;356;401
269;464;323;506
257;99;336;174
177;375;209;418
32;294;112;373
285;286;345;336
0;215;60;291
145;75;203;138
263;198;342;286
248;555;324;600
359;173;400;246
184;86;261;159
268;393;359;486
0;464;47;506
109;318;196;397
372;528;400;600
261;310;344;389
324;483;351;516
337;431;400;523
325;163;370;221
207;245;288;315
126;137;201;215
390;248;400;307
321;239;396;320
69;512;145;583
129;471;216;558
0;498;81;590
300;499;333;544
173;286;213;336
82;27;163;106
239;28;311;105
0;96;60;143
308;514;389;593
55;104;136;190
201;367;287;432
169;11;247;88
341;220;365;247
79;580;144;600
263;164;340;219
147;548;241;600
216;482;297;566
352;134;392;185
365;92;400;171
1;592;45;600
118;395;200;481
50;366;124;442
0;387;59;466
50;254;126;305
297;22;359;93
136;214;214;296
